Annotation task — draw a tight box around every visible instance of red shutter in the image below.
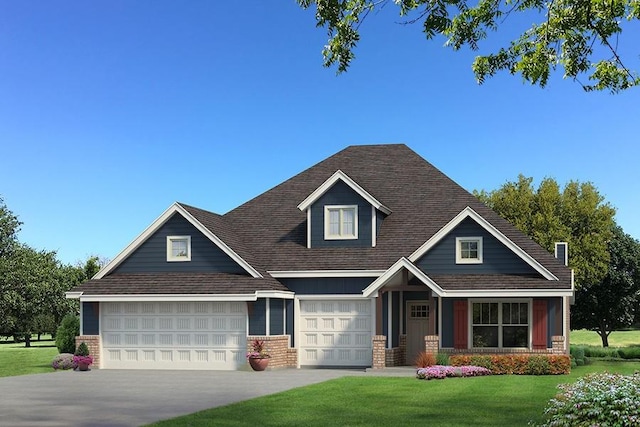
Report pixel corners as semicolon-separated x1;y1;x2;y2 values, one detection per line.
453;300;468;349
532;299;548;349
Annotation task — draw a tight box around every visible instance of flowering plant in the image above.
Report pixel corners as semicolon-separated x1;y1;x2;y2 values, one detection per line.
416;365;491;380
73;355;93;366
52;353;75;370
246;340;270;359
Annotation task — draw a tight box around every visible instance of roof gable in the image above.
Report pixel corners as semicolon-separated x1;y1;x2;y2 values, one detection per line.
297;169;392;215
408;206;558;281
94;203;262;279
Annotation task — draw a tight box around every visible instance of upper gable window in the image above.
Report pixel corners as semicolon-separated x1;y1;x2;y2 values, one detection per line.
324;205;358;240
456;237;483;264
167;236;191;262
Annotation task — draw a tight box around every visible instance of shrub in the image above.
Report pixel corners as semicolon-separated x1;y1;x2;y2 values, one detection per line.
55;315;79;354
51;353;75;370
449;354;571;375
75;341;90;356
414;351;436;368
416;365;491;380
618;346;640;360
538;373;640;426
435;352;450;366
582;345;620;358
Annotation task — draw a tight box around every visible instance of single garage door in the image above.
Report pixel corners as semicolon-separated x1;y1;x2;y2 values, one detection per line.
299;299;373;367
101;301;247;370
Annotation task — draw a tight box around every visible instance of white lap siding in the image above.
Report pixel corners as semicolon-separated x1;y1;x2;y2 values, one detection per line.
101;301;246;370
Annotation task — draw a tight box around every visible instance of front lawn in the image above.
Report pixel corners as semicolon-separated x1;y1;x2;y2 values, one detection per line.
571;329;640;347
0;335;59;377
148;361;640;427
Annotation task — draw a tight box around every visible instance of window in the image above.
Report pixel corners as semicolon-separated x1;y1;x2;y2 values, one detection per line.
410;304;429;319
472;301;529;348
167;236;191;262
456;237;483;264
324;205;358;239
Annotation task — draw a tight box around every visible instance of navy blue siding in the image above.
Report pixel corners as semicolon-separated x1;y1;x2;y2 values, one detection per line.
382;292;389;346
279;277;374;294
249;299;266;335
83;302;99;335
392;292;400;347
376;211;386;244
286;299;294;345
269;299;285;335
310;180;372;248
416;217;540;275
113;213;247;274
441;298;456;348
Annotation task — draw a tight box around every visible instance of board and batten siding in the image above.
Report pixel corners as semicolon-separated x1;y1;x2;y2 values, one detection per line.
279;277;375;295
310;180;373;248
415;217;540;275
113;213;247;274
82;302;100;335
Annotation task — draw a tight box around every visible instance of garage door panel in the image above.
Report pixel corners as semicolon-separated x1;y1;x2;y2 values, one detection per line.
299;299;372;367
101;302;246;370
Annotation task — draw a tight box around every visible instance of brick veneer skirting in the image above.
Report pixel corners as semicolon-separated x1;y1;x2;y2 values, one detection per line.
247;336;296;369
75;335;101;368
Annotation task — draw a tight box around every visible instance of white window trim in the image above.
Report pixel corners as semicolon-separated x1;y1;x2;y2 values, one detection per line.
456;236;483;264
166;235;191;262
324;205;358;240
469;299;532;349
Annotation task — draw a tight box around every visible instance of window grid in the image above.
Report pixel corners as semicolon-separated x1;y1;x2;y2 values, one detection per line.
324;206;358;240
472;301;529;348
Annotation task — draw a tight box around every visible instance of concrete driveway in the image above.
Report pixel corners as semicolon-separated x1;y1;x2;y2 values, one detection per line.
0;368;412;427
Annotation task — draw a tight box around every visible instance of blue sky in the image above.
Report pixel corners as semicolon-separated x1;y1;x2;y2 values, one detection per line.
1;1;638;265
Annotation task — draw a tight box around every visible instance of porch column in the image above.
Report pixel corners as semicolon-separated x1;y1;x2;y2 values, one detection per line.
372;335;386;369
376;291;383;335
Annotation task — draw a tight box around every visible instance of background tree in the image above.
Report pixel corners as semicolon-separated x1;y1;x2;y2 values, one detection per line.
572;225;640;346
0;197;21;258
297;0;640;93
475;175;616;289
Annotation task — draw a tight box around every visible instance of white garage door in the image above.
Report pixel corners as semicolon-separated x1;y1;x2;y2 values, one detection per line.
299;299;373;367
101;301;247;370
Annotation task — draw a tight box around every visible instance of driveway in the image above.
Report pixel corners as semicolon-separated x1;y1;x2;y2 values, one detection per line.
0;368;413;426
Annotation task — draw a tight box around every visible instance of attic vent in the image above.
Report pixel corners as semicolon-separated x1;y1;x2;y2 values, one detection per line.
554;242;568;266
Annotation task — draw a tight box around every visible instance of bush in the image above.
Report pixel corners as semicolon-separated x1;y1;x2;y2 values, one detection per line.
416;365;491;380
618;346;640;360
582;345;620;358
449;354;571;375
414;351;436;368
51;353;75;370
55;315;79;354
435;352;450;366
538;373;640;426
75;341;90;356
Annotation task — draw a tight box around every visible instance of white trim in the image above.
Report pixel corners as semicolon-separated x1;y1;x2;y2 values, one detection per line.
555;242;569;266
362;257;446;298
255;290;295;299
387;291;393;349
371;205;376;248
443;289;573;297
66;291;83;299
294;296;301;368
76;290;295;302
79;301;84;335
297;169;392;215
399;291;404;335
438;297;443;349
166;235;191;262
268;270;385;278
266;297;270;336
94;203;262;279
294;294;368;300
409;206;558;281
469;298;532;349
455;236;483;264
324;205;358;240
306;209;312;249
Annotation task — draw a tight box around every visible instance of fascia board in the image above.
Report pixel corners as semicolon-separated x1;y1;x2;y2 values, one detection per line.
441;289;575;298
268;270;385;278
297;170;392;215
65;291;83;299
255;290;296;299
78;294;259;302
408;206;558;281
362;258;445;297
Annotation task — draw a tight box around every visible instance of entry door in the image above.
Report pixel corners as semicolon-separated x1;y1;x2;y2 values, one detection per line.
406;301;430;365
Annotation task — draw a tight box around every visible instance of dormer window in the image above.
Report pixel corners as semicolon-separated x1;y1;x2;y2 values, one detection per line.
456;237;483;264
324;205;358;240
167;236;191;262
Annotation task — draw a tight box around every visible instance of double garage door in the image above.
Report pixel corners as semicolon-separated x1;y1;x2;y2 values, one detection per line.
299;299;373;367
101;301;246;370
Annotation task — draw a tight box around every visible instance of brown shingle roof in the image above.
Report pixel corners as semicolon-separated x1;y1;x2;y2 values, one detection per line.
429;274;573;290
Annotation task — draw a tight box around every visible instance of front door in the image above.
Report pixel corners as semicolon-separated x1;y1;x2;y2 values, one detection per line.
406;301;430;365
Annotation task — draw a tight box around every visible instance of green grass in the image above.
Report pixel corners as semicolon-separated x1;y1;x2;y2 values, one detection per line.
571;329;640;347
0;335;59;377
148;361;640;427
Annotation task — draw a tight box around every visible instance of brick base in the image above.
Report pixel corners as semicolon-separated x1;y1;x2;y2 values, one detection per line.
75;335;101;368
247;336;296;369
372;335;386;369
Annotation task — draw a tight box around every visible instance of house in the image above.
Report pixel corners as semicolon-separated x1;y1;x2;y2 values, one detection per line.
67;144;574;370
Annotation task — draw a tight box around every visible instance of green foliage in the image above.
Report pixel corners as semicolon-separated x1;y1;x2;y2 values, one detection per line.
55;314;79;354
435;352;450;365
538;372;640;426
75;341;90;357
450;354;571;375
296;0;640;93
570;345;587;366
617;346;640;360
0;196;21;258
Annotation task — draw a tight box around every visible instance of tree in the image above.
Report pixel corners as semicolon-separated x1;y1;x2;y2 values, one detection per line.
0;196;21;258
296;0;640;93
475;175;616;289
572;225;640;346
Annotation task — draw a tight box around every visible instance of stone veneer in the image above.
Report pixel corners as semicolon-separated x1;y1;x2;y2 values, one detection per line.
75;335;101;368
247;335;296;369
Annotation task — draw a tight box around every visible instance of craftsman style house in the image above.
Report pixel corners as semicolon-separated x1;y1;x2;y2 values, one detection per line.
68;145;573;370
